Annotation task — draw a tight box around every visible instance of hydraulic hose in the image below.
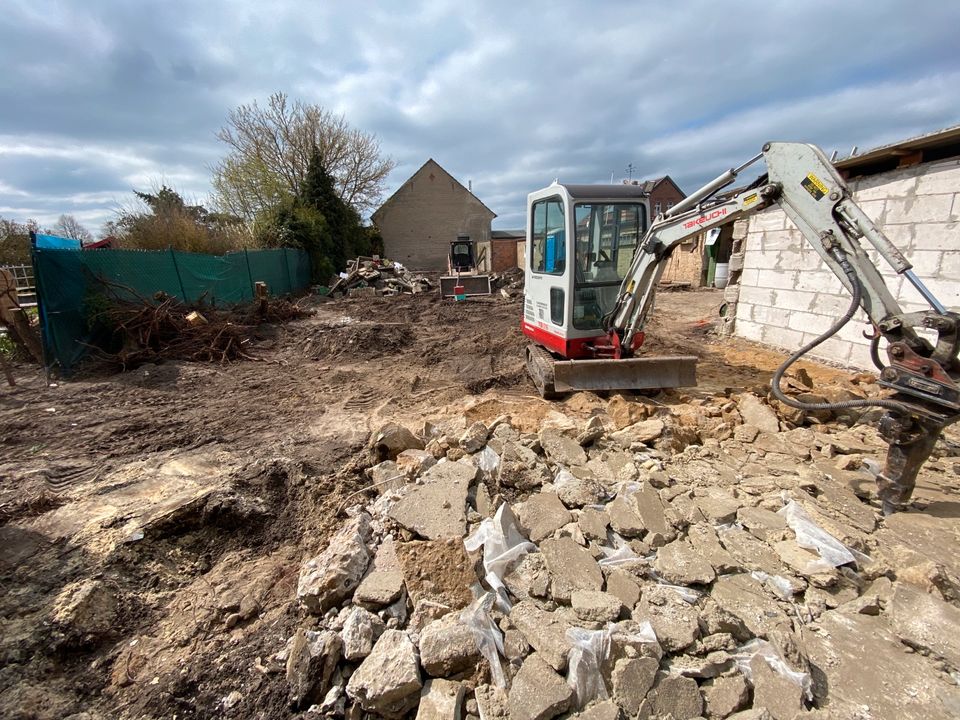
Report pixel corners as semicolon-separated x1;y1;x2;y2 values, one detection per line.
770;262;914;415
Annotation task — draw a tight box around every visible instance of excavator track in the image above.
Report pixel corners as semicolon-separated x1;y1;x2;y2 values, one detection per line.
525;344;559;399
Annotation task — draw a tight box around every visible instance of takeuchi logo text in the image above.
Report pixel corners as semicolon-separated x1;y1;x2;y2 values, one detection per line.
682;207;727;230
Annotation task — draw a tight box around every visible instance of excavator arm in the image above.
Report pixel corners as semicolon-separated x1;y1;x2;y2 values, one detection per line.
605;141;959;513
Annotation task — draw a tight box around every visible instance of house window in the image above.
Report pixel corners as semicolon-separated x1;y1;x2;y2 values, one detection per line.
530;197;565;275
667;201;674;210
654;201;662;216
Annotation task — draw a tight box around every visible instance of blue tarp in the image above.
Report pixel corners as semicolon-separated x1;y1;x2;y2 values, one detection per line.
34;233;82;250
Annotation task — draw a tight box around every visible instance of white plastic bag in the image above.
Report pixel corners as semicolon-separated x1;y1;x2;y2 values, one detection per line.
598;532;641;568
566;626;611;708
464;503;536;611
476;445;500;481
459;592;507;688
732;638;812;701
778;500;856;570
750;571;797;601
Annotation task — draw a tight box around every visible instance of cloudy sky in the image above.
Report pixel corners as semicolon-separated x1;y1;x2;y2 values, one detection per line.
1;1;958;234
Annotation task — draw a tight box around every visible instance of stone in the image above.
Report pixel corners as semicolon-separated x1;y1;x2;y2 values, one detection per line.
733;424;760;443
610;419;665;448
341;607;386;661
607;494;645;538
695;491;740;525
575;700;621;720
634;585;700;653
367;459;405;492
539;427;588;466
607;394;652;429
654;540;716;585
773;539;835;578
504;627;531;662
641;673;703;720
49;579;117;638
749;655;804;720
418;613;482;677
611;657;659;717
517;492;572;542
371;422;424;461
667;651;733;678
346;630;423;717
577;415;606;446
540;536;604;602
888;581;960;667
286;629;342;709
417;679;465;720
396;538;476;610
508;653;575;720
686;523;741;574
388;462;475;540
703;674;749;719
632;482;672;541
499;442;549;490
571;590;624;623
474;684;509;719
736;506;789;542
605;569;641;608
736;394;780;434
710;574;790;639
397;449;438;478
555;470;606;508
460;421;489;453
510;601;573;672
804;611;960;719
355;537;405;608
578;507;610;541
716;526;786;575
503;552;552;601
298;513;371;614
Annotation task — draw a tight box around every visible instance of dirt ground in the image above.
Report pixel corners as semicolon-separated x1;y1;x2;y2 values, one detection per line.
0;288;957;719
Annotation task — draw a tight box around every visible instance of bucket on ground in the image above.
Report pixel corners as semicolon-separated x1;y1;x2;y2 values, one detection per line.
714;262;730;289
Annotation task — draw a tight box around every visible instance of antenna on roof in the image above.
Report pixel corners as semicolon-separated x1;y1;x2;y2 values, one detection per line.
830;150;838;162
850;145;858;157
610;171;615;183
468;180;472;192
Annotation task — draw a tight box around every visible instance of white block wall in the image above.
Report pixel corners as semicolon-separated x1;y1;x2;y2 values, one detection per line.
734;158;960;369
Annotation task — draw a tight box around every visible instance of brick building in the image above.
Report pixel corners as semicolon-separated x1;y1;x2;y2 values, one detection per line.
727;125;960;369
638;175;686;219
372;159;496;271
476;230;523;273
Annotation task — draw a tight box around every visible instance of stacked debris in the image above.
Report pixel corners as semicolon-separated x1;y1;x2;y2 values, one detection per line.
278;384;960;719
490;267;524;299
330;257;433;298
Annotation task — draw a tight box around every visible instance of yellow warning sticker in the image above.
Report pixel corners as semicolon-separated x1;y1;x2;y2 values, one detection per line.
801;172;828;201
743;192;759;208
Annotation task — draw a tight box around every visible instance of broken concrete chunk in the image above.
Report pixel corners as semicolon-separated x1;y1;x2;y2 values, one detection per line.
341;607;386;661
640;673;703;720
517;492;572;543
396;449;437;478
474;684;510;719
555;469;606;508
736;506;789;542
577;415;606;446
571;590;624;623
508;653;574;720
749;655;805;720
388;462;474;539
607;494;645;538
396;538;475;610
610;418;665;448
418;613;482;677
631;481;672;539
460;421;489;453
736;394;780;434
717;526;787;576
49;579;117;639
286;629;342;709
538;427;588;467
773;539;836;579
297;513;371;614
654;539;716;586
575;699;621;720
634;585;700;653
355;537;405;608
695;491;740;525
503;552;552;602
510;601;573;672
710;574;790;639
704;674;749;719
367;459;406;492
605;569;641;608
371;422;425;462
607;394;652;429
346;630;423;718
578;506;610;541
611;656;659;717
687;523;742;575
888;581;960;668
416;678;465;720
540;535;604;602
733;424;761;443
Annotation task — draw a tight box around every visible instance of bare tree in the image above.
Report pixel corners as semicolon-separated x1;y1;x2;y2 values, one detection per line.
211;92;396;220
53;214;93;243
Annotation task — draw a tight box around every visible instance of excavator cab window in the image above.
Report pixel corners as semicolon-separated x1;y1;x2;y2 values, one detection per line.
531;197;566;275
572;203;645;330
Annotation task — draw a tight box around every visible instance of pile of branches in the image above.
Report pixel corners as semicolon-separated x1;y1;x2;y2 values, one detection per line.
89;282;311;370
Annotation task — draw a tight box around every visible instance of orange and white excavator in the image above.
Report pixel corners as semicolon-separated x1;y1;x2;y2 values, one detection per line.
521;141;959;513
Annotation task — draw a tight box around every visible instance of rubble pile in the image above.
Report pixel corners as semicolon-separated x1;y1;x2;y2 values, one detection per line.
278;385;960;719
490;267;525;299
330;257;433;298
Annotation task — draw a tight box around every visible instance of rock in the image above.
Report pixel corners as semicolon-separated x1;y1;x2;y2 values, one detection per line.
611;657;659;717
396;538;475;610
555;470;606;508
417;679;465;720
397;449;438;478
888;581;960;667
571;590;624;623
686;523;741;574
605;569;641;608
654;540;716;585
733;424;761;443
640;673;703;720
716;526;786;575
710;574;791;639
736;507;789;542
474;684;509;719
703;674;749;719
500;442;549;490
298;513;371;614
539;427;588;466
49;579;117;639
695;492;740;525
286;629;342;709
607;494;645;538
341;607;385;661
503;552;552;601
631;481;672;541
517;492;572;542
578;507;610;541
727;711;773;720
355;537;405;608
388;462;475;539
610;419;665;448
634;585;700;653
418;613;482;677
346;630;423;717
667;651;733;678
371;422;425;461
736;395;780;434
577;416;606;446
510;601;573;672
504;627;531;662
540;536;604;602
749;655;804;720
460;422;489;453
773;539;835;578
607;395;652;429
575;699;621;720
508;653;574;720
367;459;405;492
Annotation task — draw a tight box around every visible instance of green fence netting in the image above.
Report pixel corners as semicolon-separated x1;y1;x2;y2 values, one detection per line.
33;246;311;371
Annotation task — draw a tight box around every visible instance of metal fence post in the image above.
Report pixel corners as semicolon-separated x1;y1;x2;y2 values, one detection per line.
243;248;255;301
283;247;294;294
169;247;188;301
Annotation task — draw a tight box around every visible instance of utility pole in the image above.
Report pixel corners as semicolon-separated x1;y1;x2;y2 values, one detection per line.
625;163;635;181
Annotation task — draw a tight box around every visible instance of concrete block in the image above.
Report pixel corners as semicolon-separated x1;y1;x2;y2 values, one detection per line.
936;250;960;280
735;301;754;322
803;334;853;364
811;292;855;317
886;194;954;225
851;173;917;202
848;342;875;371
910;276;960;308
770;288;816;312
751;304;792;327
732;219;750;240
915;162;960;196
761;325;805;350
854;198;888;221
754;268;797;290
787;311;835;334
734;319;765;343
882;222;916;249
794;270;843;294
749;209;787;231
738;268;759;287
761;229;801;252
738;286;775;306
776;248;827;272
743;250;780;270
906;250;945;278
